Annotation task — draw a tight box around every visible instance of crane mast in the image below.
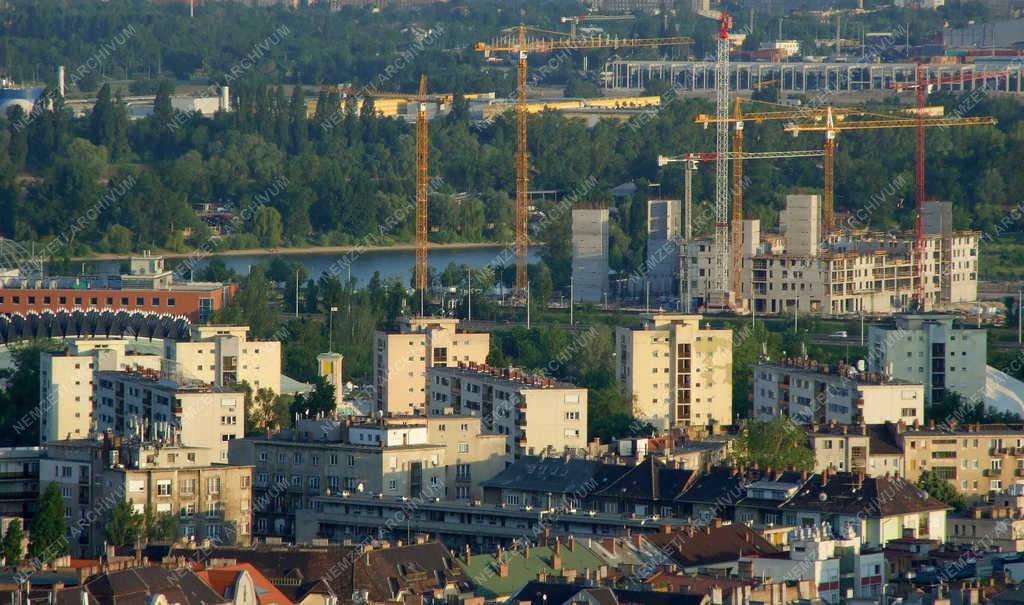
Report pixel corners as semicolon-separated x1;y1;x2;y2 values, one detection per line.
712;12;733;306
415;75;430;292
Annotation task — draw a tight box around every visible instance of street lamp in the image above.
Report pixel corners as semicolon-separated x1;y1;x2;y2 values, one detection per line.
329;306;338;353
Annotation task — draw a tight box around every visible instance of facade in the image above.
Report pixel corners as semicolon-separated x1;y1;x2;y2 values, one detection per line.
752;359;924;425
40;339;161;444
94;370;246;461
0;254;236;322
427;364;588;460
683;197;979;316
166;325;282;395
228;415;506;541
41;437;252;557
806;424;905;477
867;314;986;404
571;207;610;303
741;525;885;603
373;317;489;415
948;489;1024;552
897;422;1024;499
646;199;680;298
615;314;733;430
0;447;41;527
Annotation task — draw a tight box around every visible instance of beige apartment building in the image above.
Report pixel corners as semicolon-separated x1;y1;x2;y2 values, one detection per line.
42;437;252;557
806;424;905;477
228;415;505;541
165;325;281;394
948;487;1024;552
898;422;1024;500
615;314;733;430
374;317;490;415
40;339;162;444
40;327;281;445
753;359;924;425
94;370;245;462
427;364;588;460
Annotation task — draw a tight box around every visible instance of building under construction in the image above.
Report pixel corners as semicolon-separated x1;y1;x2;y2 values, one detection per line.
682;196;979;316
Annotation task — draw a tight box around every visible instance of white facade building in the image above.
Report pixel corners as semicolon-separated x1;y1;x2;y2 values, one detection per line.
427;364;588;461
868;314;987;404
753;359;924;425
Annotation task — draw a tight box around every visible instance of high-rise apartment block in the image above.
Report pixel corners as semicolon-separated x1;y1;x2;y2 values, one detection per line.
373;317;489;415
615;314;733;430
868;315;986;404
572;206;610;303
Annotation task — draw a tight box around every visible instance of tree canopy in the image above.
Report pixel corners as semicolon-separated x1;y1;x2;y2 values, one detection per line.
731;418;816;472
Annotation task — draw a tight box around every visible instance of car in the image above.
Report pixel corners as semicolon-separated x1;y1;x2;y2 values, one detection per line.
830;330;848;338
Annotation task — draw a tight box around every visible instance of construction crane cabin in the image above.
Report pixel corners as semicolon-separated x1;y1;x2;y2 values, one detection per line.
474;26;693;293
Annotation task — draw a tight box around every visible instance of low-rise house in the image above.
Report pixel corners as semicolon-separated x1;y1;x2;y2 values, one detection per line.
197;563;295;605
640;521;780;574
732;469;808;527
588;457;695;518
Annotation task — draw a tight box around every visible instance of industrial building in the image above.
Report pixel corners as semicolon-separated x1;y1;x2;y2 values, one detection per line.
615;314;733;430
752;359;924;425
683;196;979;315
373;316;490;415
646;199;680;298
868;314;987;404
427;363;588;461
571;206;610;303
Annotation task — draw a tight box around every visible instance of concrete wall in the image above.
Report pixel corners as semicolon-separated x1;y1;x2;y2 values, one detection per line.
572;208;610;303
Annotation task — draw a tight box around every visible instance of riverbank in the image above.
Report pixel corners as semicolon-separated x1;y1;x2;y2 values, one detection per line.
71;241;513;262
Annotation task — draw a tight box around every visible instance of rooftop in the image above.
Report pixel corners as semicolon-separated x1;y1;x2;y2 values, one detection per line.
758;358;918;386
435;362;579;389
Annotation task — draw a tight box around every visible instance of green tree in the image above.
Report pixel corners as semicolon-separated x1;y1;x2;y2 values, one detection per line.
29;482;69;562
252;206;284;247
213;267;280;340
917;470;965;511
731;418;815;472
2;519;24;565
291;378;337;418
248;387;288;434
142;505;178;543
104;499;142;548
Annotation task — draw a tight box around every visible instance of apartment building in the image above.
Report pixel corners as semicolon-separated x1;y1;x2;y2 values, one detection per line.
897;422;1024;500
806;424;905;477
166;325;281;394
868;314;986;404
41;437;252;557
40;339;162;444
752;359;924;425
373;317;490;415
948;486;1024;552
93;370;245;461
40;327;281;445
683;197;979;315
615;314;733;430
0;447;41;527
427;363;588;461
572;206;610;303
228;415;506;542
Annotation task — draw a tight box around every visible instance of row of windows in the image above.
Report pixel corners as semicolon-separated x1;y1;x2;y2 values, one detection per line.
0;294;179;307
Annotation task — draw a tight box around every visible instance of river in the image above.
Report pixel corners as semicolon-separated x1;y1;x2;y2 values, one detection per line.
82;245;540;286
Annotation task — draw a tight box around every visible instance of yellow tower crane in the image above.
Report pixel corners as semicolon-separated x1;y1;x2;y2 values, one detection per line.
474;26;693;291
415;75;429;293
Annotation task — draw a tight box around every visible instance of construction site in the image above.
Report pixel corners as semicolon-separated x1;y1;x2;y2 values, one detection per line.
315;12;1000;319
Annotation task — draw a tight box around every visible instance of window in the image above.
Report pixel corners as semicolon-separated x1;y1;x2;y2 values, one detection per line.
311;455;320;466
206;477;221;495
457;442;469;454
258;452;268;462
240;476;251;488
388;479;397;490
329;454;339;466
180;479;196;496
308;476;320;489
346;455;356;466
505;494;521;506
293;452;303;464
157;480;172;497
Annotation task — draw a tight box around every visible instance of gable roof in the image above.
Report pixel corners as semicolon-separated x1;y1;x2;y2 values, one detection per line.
197;564;294;605
783;472;950;516
481;455;628;495
510;582;708;605
75;566;228;605
352;542;472;602
641;523;780;569
673;467;747;505
592;458;695;502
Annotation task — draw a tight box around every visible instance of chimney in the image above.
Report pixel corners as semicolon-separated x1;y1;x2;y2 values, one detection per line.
662;525;672;535
552;551;562;571
525;543;531;558
543;527;551;547
568;536;575;551
498;560;509;578
464;544;472;564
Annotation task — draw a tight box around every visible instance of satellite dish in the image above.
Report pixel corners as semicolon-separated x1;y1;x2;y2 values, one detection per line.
356;482;365;493
818;492;828;502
